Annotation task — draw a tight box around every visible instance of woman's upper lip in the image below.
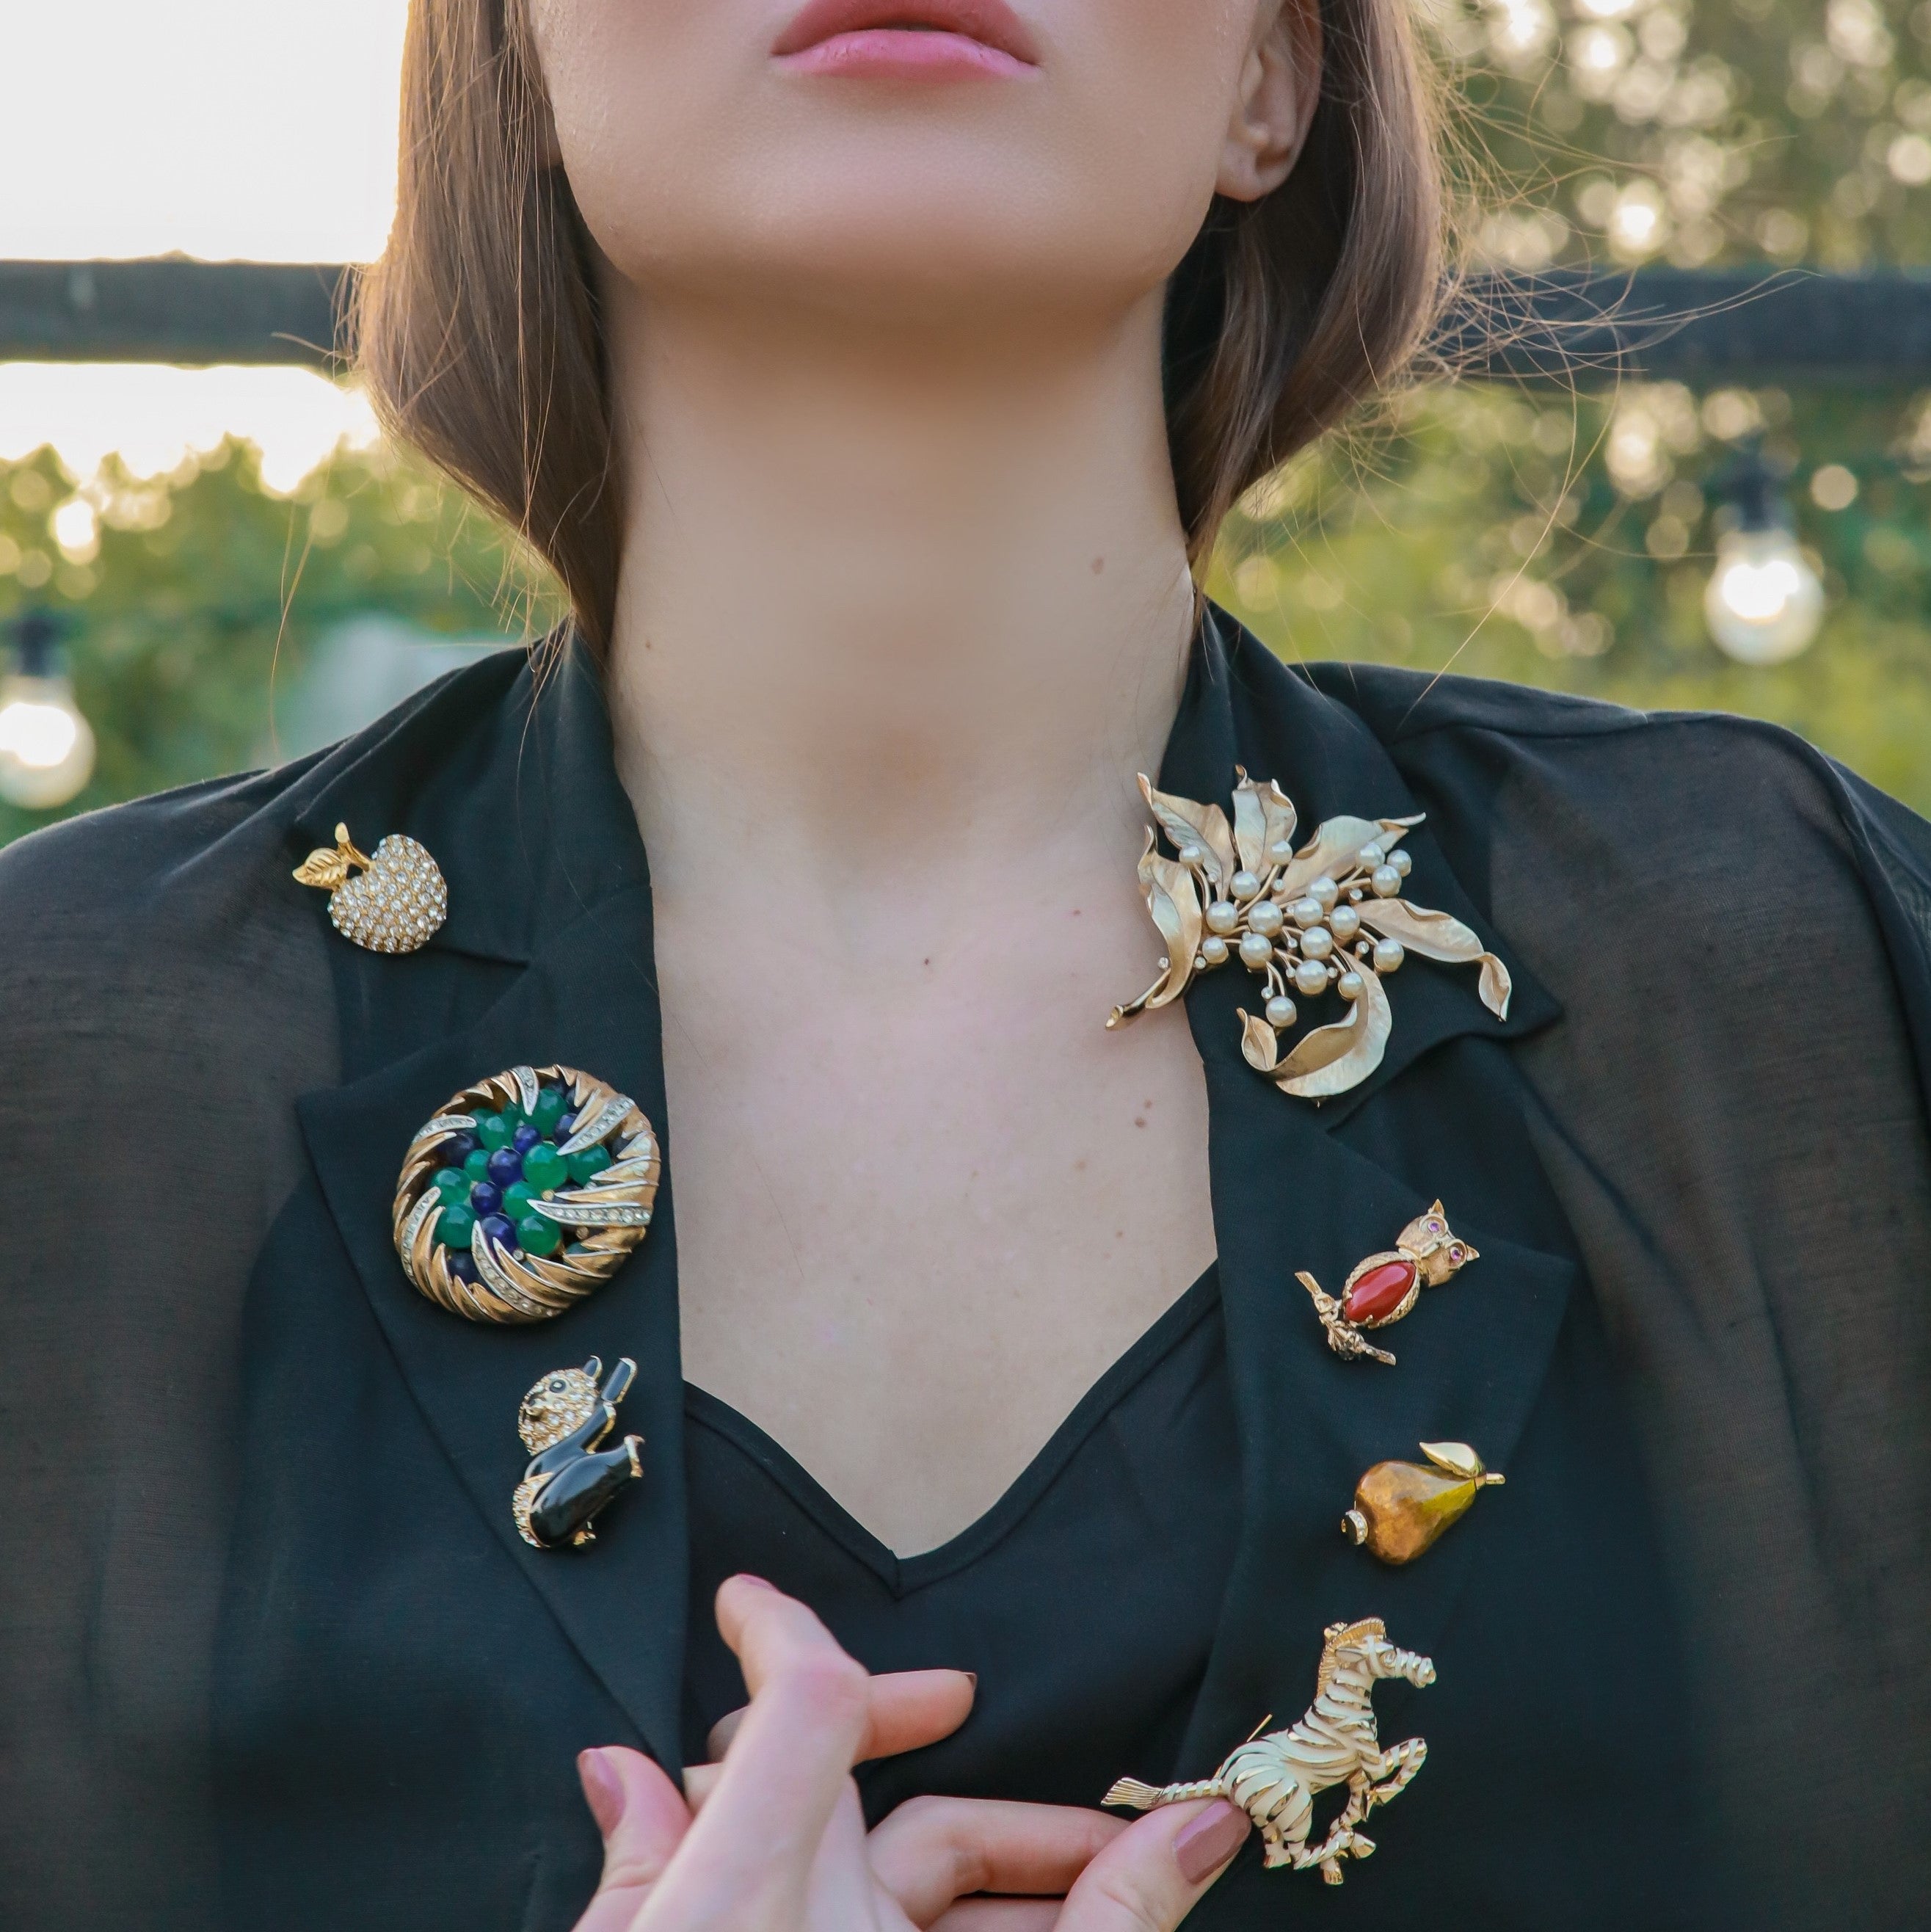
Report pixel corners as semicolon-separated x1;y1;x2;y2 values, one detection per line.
772;0;1040;65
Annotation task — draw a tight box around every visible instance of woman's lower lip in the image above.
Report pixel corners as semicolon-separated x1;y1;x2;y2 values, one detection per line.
776;29;1034;80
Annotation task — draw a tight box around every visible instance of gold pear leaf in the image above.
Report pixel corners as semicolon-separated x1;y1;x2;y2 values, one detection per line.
1276;816;1400;899
1419;1441;1486;1482
1138;774;1234;887
1273;965;1394;1099
1231;767;1298;875
1240;1010;1281;1073
1355;898;1513;1019
293;847;352;891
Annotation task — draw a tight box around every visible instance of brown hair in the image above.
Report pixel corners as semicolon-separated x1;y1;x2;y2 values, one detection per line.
356;1;1444;653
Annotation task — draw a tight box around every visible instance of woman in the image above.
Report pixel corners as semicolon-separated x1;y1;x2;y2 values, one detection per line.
2;1;1927;1928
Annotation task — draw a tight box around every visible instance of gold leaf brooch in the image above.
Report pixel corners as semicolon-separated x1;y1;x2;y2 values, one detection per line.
1107;770;1510;1100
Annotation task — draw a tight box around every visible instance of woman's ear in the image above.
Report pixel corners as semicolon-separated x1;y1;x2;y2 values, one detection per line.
1218;0;1324;203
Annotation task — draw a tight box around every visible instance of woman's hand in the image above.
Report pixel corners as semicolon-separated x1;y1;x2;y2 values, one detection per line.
572;1576;1250;1932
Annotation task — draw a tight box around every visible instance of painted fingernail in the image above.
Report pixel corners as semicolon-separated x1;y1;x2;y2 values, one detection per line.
578;1748;626;1839
1175;1801;1251;1884
964;1672;978;1688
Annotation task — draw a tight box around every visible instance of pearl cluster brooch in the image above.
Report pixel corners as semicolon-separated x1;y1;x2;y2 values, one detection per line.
1108;770;1511;1100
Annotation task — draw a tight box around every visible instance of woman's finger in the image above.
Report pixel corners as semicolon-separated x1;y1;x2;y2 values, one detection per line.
704;1667;977;1765
569;1747;694;1932
1056;1798;1251;1932
649;1577;876;1918
868;1796;1126;1926
929;1903;1061;1932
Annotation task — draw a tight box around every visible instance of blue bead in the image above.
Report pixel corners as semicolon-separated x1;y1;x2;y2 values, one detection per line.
486;1147;523;1188
447;1252;479;1284
556;1111;577;1139
468;1180;503;1216
479;1212;518;1253
512;1122;542;1154
440;1130;478;1161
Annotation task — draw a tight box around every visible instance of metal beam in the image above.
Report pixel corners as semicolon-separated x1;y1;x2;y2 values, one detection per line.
1;258;1928;382
0;259;345;367
1448;268;1931;385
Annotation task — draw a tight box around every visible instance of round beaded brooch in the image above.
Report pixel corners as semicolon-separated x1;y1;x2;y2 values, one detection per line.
393;1064;661;1324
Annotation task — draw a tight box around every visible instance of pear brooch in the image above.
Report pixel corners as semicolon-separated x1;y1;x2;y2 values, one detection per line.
295;822;447;954
1296;1203;1477;1366
514;1357;644;1550
394;1064;661;1324
1108;771;1509;1100
1344;1442;1505;1565
1106;1619;1433;1886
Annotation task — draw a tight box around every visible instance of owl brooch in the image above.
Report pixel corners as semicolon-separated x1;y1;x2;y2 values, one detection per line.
1108;771;1510;1100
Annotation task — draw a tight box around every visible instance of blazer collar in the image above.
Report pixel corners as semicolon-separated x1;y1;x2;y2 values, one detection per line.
286;636;647;970
288;611;1567;1779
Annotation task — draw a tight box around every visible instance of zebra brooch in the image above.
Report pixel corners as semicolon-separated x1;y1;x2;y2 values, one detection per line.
1105;1618;1433;1886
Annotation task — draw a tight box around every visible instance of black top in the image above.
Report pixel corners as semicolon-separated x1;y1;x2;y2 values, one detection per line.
682;1267;1241;1815
3;609;1928;1931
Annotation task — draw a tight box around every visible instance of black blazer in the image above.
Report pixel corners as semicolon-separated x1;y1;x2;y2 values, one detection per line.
3;611;1927;1930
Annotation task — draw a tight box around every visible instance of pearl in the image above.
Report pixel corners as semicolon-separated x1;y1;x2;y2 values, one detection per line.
1373;937;1405;974
1179;844;1205;866
1390;847;1413;878
1290;897;1324;930
1329;904;1361;943
1294;958;1331;998
1309;876;1339;911
1201;935;1229;965
1337;970;1365;1000
1265;995;1298;1030
1371;865;1403;898
1301;926;1334;961
1230;870;1260;899
1239;931;1276;968
1359;843;1385;868
1268;839;1296;861
1247;899;1284;938
1205;900;1241;936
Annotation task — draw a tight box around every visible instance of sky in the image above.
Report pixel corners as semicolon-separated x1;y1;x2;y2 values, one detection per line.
0;1;409;484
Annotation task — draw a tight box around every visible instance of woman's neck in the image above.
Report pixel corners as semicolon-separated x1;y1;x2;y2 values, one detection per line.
600;288;1198;906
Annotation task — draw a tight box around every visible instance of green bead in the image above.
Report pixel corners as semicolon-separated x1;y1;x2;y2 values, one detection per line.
531;1087;567;1134
567;1143;613;1185
432;1166;468;1205
476;1111;513;1151
439;1202;476;1249
517;1213;561;1258
503;1181;537;1220
462;1148;492;1183
522;1142;569;1193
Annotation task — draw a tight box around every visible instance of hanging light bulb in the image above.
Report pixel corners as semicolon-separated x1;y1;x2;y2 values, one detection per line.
1703;448;1824;666
0;610;95;810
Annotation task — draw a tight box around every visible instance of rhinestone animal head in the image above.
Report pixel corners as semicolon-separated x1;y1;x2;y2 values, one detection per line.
518;1363;603;1454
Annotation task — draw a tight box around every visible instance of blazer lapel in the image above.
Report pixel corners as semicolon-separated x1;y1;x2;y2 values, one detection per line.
289;642;688;1773
1171;614;1576;1773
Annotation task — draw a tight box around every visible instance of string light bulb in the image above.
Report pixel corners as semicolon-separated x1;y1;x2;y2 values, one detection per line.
0;610;95;810
1703;450;1824;667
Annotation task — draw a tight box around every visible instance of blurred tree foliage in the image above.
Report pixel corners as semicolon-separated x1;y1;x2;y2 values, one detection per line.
1;0;1928;845
1206;377;1931;812
0;440;554;846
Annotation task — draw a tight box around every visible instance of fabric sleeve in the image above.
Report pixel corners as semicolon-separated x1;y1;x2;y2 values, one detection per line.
1400;706;1931;1931
0;782;337;1928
